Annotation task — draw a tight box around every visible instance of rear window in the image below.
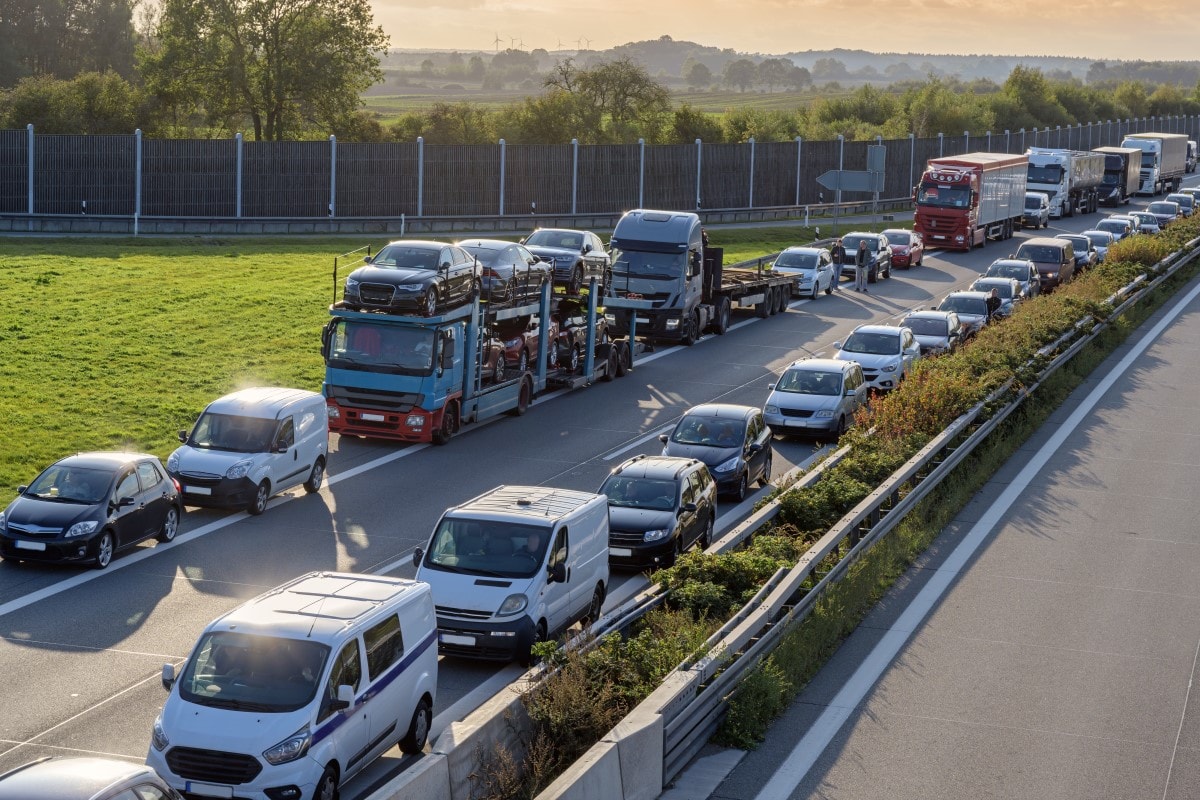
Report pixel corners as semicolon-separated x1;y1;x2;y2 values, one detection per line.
1015;244;1064;262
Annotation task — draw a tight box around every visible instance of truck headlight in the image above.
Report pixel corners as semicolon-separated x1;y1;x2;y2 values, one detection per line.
225;460;253;480
406;414;424;427
327;405;340;419
642;528;672;543
665;318;680;330
263;726;311;765
65;521;99;538
151;716;169;751
498;593;528;616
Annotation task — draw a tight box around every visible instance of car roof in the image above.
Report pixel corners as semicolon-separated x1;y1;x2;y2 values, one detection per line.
205;387;321;418
0;757;156;800
1019;236;1070;247
680;403;759;421
779;246;826;255
944;290;990;300
1055;233;1088;241
904;309;957;321
381;239;447;250
841;231;880;239
781;357;850;372
457;238;514;249
1082;229;1114;239
881;228;916;236
972;277;1017;286
989;258;1033;267
53;452;156;471
612;455;703;480
850;324;906;336
530;227;588;236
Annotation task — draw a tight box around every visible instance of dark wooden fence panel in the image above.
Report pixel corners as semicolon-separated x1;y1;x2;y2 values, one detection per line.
643;144;696;210
336;142;419;217
699;143;748;210
243;141;330;217
577;144;639;213
143;139;237;217
34;134;134;215
423;145;498;216
754;141;801;208
505;144;572;217
0;129;27;214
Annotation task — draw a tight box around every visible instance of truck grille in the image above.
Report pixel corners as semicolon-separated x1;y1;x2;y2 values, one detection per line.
165;746;262;784
359;283;397;305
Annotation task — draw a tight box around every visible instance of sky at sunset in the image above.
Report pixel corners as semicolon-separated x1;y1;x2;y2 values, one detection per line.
369;0;1180;61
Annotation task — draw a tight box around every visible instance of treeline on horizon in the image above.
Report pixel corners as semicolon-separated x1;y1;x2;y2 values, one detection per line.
3;0;1200;145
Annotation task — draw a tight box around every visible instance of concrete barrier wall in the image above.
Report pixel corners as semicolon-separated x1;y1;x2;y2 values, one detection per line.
433;686;535;800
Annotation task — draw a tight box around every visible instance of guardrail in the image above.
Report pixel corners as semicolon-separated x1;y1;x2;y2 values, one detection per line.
366;236;1200;800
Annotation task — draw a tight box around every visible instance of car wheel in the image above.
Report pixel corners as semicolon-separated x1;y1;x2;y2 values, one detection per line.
93;531;114;569
422;286;438;316
824;278;833;295
759;451;773;488
518;620;548;667
699;515;714;550
314;765;338;800
517;349;529;374
493;357;505;383
156;505;180;543
583;583;605;626
248;481;269;516
733;472;748;502
568;265;583;295
836;415;847;437
303;457;325;494
568;344;581;373
399;697;432;754
868;267;877;284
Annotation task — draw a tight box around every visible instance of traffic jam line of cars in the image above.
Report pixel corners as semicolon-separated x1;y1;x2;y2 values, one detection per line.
3;183;1195;797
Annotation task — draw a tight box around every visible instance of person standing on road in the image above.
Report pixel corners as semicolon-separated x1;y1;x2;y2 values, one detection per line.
854;240;869;292
830;239;844;292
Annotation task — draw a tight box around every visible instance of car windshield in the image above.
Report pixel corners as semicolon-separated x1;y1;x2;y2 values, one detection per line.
423;518;549;578
178;632;328;713
1097;220;1126;234
883;232;911;246
1015;245;1062;262
671;416;745;447
841;235;878;253
525;230;583;250
369;245;441;271
327;320;436;376
972;281;1013;299
600;476;678;511
939;296;987;315
986;262;1029;281
1025;195;1045;209
26;465;111;504
775;369;842;396
903;317;949;337
840;331;900;355
189;412;278;453
774;252;819;269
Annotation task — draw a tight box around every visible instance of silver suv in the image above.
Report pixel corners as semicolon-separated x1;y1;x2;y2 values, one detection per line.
763;358;867;438
833;325;921;392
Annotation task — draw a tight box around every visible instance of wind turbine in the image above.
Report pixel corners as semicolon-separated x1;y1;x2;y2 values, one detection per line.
556;38;564;49
582;36;591;50
510;36;517;49
517;38;524;49
575;36;583;50
492;32;502;52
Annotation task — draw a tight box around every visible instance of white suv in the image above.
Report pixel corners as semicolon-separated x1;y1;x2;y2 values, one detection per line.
833;324;921;392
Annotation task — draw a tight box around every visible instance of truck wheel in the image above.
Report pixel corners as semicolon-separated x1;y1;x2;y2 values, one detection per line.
711;297;731;334
755;292;771;318
597;344;616;381
680;312;698;346
614;341;630;376
508;376;533;416
432;401;459;445
776;286;789;312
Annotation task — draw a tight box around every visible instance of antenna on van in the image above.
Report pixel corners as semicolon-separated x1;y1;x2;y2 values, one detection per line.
306;596;327;639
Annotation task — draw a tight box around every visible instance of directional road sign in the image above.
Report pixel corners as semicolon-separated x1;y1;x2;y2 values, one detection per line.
816;169;884;193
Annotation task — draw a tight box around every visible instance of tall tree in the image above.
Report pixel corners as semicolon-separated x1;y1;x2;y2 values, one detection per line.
544;57;670;143
139;0;388;140
722;59;756;93
757;58;792;92
0;0;136;87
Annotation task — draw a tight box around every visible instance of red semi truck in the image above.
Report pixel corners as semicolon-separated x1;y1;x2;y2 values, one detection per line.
913;153;1028;251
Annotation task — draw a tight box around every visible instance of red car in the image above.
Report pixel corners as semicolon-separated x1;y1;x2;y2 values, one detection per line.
882;228;924;269
495;317;559;374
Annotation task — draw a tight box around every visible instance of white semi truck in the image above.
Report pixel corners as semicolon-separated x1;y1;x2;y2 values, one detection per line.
1121;132;1188;195
1024;148;1104;218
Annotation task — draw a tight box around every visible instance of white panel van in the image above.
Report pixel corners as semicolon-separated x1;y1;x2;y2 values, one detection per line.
166;387;328;515
147;572;437;800
413;485;609;666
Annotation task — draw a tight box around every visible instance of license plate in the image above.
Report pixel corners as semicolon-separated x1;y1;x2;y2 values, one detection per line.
184;782;234;799
440;633;475;646
785;419;807;427
608;547;633;557
15;540;46;551
361;412;385;422
634;317;651;324
184;485;212;496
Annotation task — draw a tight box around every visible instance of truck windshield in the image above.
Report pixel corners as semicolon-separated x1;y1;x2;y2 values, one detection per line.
178;632;329;713
917;183;970;208
1140;152;1156;168
189;413;278;453
1101;172;1120;186
1027;165;1064;183
327;320;435;376
423;518;550;579
610;249;682;281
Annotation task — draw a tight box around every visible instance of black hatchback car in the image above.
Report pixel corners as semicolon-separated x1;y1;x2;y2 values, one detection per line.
600;455;717;570
0;452;183;569
659;404;773;501
341;240;479;316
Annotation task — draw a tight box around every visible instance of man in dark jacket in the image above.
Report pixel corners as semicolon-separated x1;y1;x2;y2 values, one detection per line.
854;240;869;292
830;239;844;291
985;287;1002;320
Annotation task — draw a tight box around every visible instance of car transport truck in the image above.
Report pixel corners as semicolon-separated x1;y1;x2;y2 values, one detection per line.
913;153;1027;251
321;271;628;444
1121;132;1188;195
1024;148;1104;218
1093;146;1141;207
602;209;796;344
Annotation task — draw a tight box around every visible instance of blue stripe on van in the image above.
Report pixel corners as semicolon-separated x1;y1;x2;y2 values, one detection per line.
312;628;437;745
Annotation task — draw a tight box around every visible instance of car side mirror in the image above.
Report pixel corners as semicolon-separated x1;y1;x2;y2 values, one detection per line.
117;496;136;508
658;433;669;444
362;255;372;264
331;684;354;712
681;502;697;513
845;387;855;396
747;442;763;454
833;341;842;349
412;547;423;568
583;243;592;253
767;382;776;390
178;429;188;443
16;485;27;494
161;663;176;692
440;261;451;271
548;562;567;584
275;440;289;453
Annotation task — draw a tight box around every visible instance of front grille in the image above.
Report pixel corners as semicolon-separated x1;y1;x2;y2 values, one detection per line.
436;604;492;621
6;523;61;537
326;384;422;412
359;283;397;305
779;408;814;419
166;747;262;785
609;530;649;546
177;472;222;486
861;370;879;380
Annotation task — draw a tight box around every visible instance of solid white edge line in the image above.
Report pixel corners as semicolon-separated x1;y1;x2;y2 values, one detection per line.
753;278;1200;800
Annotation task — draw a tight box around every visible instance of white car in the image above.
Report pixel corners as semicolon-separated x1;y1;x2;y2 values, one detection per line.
772;246;837;299
833;324;921;393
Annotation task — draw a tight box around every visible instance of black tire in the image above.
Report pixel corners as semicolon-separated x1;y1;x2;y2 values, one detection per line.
399;697;432;754
868;266;877;284
568;345;581;372
303;458;325;494
567;265;583;295
93;530;114;569
755;292;771;318
680;312;698;346
712;297;731;334
883;262;891;279
601;347;617;382
248;481;269;516
508;376;533;416
157;505;180;543
824;278;833;295
733;472;748;502
836;415;847;437
432;401;458;445
776;286;788;313
583;583;605;626
759;451;773;488
503;278;516;305
422;286;438;317
601;269;612;298
518;620;548;667
811;281;820;301
314;765;338;800
614;341;630;376
699;515;714;550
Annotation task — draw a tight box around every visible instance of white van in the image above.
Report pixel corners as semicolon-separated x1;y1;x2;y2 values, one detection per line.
167;387;328;515
413;485;610;666
147;572;437;800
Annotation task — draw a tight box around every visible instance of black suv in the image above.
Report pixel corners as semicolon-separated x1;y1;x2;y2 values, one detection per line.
599;455;717;569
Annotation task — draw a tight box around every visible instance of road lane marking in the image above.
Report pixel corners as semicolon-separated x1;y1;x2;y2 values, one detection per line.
752;277;1200;800
601;423;677;461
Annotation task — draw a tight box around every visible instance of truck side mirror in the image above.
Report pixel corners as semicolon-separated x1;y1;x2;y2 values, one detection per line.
162;663;176;692
548;562;567;584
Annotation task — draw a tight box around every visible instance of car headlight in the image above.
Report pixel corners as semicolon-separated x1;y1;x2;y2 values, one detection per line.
714;455;740;473
397;283;425;291
642;528;672;543
505;337;522;348
263;726;311;765
151;717;169;751
765;405;779;414
1046;272;1058;279
815;409;835;418
344;278;359;293
881;364;897;372
225;460;254;480
604;313;616;323
498;593;528;616
0;511;6;530
65;520;99;538
166;451;180;472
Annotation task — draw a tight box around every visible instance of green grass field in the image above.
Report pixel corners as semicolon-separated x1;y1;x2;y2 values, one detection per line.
0;226;826;503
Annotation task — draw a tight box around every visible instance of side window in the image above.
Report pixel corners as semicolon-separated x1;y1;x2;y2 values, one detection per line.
439;247;453;267
681;473;698;507
136;461;162;490
133;785;172;800
549;527;569;570
319;640;362;720
276;417;295;449
116;472;139;501
363;614;405;680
